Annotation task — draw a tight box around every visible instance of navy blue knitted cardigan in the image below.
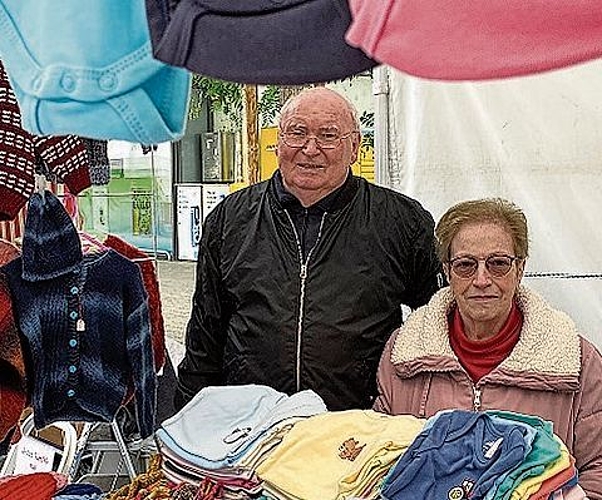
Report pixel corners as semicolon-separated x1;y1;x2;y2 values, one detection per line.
1;192;156;438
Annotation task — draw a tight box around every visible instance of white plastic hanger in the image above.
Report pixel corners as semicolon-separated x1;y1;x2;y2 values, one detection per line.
34;173;47;200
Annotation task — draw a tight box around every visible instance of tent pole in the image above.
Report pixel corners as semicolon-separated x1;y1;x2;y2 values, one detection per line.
373;66;390;187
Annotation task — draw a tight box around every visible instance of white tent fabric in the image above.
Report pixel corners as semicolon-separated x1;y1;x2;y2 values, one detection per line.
382;59;602;347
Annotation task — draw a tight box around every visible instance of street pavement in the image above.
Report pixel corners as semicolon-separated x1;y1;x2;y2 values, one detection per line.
156;260;196;367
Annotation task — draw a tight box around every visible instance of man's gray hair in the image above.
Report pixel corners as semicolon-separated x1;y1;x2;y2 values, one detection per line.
278;87;359;131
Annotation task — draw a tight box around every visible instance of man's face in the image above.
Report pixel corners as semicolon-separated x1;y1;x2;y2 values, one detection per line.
276;91;360;204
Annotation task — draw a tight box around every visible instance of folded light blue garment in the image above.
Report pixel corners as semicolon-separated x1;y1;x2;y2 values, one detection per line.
156;384;328;470
0;0;191;144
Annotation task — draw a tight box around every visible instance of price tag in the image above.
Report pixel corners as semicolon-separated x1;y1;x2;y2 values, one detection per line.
12;435;57;474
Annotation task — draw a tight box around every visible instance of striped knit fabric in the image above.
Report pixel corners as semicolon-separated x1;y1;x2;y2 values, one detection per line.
82;138;110;186
0;60;90;221
35;135;91;194
0;61;34;221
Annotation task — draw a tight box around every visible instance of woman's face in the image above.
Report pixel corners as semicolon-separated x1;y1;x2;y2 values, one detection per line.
446;221;524;335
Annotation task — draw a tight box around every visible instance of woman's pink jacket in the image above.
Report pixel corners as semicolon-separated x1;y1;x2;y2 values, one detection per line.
374;286;602;499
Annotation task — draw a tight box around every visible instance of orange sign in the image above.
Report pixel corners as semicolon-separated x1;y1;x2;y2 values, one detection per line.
259;127;279;181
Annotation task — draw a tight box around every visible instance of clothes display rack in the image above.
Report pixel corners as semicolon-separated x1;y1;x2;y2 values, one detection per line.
1;170;162;490
0;405;154;488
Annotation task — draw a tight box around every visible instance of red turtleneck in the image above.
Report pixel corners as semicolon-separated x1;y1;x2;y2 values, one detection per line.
449;301;523;382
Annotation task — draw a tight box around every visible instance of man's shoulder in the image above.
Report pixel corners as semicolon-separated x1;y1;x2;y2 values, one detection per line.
201;180;272;234
361;179;433;218
224;180;269;204
209;180;270;217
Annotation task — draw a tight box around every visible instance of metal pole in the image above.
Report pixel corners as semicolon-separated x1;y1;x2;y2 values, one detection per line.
150;148;159;260
373;66;391;187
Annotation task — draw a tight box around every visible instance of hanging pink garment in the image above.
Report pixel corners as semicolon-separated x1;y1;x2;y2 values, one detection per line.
345;0;602;80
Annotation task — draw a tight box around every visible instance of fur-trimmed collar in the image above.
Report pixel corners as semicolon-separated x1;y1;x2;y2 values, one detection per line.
391;285;581;377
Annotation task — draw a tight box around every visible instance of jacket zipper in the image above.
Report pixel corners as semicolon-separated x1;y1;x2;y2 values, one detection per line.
472;385;482;411
284;209;327;392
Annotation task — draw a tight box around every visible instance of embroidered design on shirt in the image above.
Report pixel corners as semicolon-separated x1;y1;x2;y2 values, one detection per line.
483;437;504;459
338;438;365;461
448;479;474;500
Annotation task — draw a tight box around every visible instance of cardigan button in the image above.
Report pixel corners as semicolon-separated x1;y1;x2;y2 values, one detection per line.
67;389;75;398
69;339;78;348
70;311;78;320
70;286;79;295
69;365;77;373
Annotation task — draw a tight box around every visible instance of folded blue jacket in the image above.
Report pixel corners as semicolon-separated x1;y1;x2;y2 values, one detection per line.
0;0;191;143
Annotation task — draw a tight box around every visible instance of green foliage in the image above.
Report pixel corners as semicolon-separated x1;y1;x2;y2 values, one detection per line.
189;75;283;130
259;86;282;128
189;75;374;139
190;75;243;129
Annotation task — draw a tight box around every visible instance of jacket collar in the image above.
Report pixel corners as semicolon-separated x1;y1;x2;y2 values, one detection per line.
391;285;581;380
270;169;359;213
21;191;83;282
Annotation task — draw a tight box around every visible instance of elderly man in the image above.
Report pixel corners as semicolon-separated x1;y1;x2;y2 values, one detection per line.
175;87;443;411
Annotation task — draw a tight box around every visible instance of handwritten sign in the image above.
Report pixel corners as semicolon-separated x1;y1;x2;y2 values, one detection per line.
12;436;57;474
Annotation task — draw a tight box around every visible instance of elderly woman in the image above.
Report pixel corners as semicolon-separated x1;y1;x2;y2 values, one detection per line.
374;198;602;497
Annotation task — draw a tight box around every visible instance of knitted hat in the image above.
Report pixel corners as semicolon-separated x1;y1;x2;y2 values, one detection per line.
21;191;83;282
145;0;377;84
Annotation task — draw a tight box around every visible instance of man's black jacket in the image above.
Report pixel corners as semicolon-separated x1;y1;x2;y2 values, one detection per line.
175;173;443;411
